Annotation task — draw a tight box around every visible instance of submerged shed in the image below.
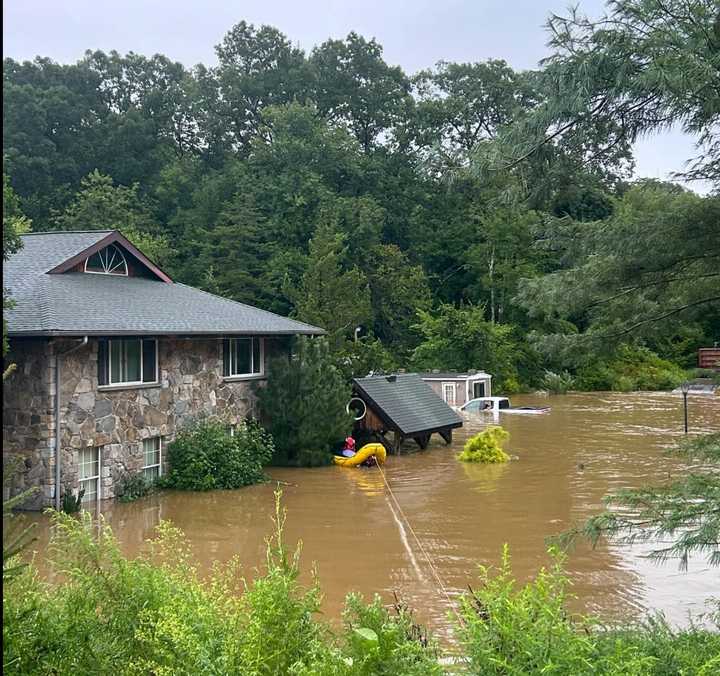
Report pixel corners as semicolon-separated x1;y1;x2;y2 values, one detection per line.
351;373;463;453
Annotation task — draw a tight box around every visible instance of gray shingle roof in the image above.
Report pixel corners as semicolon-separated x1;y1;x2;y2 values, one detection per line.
353;374;463;436
5;231;324;337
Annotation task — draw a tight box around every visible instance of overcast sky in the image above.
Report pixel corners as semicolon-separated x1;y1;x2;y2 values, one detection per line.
3;0;706;191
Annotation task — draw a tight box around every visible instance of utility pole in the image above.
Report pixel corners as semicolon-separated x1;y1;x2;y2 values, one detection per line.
680;381;691;434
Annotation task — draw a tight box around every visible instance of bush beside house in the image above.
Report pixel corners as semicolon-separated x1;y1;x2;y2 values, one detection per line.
162;418;273;491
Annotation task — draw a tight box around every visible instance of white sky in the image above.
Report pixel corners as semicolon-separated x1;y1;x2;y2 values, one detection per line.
2;0;708;192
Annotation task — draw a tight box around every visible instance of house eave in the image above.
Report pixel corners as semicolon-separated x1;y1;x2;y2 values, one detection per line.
7;328;326;338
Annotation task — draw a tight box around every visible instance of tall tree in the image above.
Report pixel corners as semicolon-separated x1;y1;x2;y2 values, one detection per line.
213;21;313;152
412;303;526;391
286;219;372;350
3;175;30;374
490;0;720;186
52;171;170;266
413;60;537;170
516;181;720;362
311;32;411;152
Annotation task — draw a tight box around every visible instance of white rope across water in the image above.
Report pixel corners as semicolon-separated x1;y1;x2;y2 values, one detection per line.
385;493;426;582
376;462;456;610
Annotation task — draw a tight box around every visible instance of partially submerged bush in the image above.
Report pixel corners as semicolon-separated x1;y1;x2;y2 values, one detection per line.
60;485;84;513
542;369;576;394
115;472;156;502
458;426;510;463
577;345;685;392
163;418;273;491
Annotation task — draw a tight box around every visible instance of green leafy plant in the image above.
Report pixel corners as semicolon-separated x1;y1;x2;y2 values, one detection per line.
577;346;686;392
341;593;442;675
60;486;84;514
115;472;156;503
458;426;510;464
3;488;38;583
163;418;273;491
542;369;576;394
455;545;720;675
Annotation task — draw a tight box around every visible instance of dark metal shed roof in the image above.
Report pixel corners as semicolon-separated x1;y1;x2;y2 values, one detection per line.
5;231;324;337
353;373;463;436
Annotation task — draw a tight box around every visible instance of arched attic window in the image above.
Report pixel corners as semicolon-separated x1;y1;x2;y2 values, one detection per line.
84;243;128;275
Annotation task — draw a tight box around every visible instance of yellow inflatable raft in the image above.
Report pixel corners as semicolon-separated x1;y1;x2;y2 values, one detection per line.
333;443;387;467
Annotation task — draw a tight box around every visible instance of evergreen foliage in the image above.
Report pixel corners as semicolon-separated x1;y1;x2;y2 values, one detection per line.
256;336;353;466
285;220;372;350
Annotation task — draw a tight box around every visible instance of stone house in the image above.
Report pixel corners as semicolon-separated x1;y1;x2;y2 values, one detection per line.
3;230;323;509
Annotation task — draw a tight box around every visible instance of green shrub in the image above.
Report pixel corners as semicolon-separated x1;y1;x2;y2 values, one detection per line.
60;485;84;513
5;507;720;675
577;345;686;392
458;426;510;463
456;546;720;675
341;593;442;675
595;616;720;676
115;472;156;502
456;547;655;675
163;418;273;491
542;369;576;394
2;492;438;675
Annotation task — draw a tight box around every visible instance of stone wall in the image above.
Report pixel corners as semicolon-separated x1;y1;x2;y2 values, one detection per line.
4;336;288;508
2;339;55;509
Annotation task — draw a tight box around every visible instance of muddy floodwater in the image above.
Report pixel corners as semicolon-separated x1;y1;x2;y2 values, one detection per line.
26;392;720;636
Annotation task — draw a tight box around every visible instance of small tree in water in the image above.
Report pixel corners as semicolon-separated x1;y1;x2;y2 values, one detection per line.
257;336;353;466
458;426;510;464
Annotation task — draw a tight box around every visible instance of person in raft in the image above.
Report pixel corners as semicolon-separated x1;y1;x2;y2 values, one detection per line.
341;436;356;457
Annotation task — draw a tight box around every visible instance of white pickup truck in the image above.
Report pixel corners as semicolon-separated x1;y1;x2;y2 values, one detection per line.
460;397;550;415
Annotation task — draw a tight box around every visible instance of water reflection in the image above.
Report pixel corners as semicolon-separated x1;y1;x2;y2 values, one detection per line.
25;392;720;637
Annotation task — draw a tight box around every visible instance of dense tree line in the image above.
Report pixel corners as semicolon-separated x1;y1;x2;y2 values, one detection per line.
4;0;719;391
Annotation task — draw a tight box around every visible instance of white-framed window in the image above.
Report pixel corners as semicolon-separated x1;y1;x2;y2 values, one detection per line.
227;424;237;437
98;338;158;387
443;382;456;406
84;244;128;275
142;437;162;481
79;446;101;503
223;337;264;378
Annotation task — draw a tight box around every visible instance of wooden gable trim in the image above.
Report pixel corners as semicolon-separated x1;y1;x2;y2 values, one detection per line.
46;231;173;283
352;384;400;434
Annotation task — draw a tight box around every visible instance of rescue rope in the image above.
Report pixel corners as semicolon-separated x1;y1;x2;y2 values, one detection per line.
375;461;456;611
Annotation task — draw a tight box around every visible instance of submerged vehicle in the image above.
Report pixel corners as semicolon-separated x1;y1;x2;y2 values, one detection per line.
333;442;387;467
461;396;550;415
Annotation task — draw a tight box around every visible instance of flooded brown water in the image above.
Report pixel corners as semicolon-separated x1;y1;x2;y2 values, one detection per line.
25;392;719;637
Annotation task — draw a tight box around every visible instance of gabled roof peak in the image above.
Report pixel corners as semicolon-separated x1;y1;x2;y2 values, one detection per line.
43;230;173;284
